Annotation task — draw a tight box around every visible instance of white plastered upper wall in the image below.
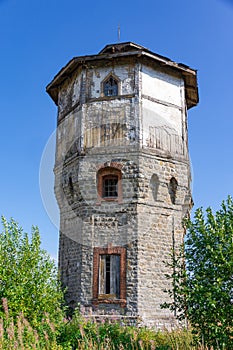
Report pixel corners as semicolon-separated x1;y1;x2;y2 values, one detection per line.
141;64;185;142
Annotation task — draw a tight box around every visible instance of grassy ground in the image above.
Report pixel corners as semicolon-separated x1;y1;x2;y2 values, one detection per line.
0;308;215;350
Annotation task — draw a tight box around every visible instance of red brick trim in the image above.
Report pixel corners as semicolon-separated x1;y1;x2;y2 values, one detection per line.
92;246;126;307
96;162;123;171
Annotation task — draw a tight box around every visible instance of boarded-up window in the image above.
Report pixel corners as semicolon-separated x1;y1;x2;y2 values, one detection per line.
99;255;120;298
93;246;126;306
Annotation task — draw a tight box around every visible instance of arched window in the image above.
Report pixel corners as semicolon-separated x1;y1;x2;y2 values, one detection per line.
97;167;122;202
103;76;118;96
168;177;178;204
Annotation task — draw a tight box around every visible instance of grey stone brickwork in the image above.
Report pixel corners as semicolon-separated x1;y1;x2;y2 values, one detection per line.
46;42;198;327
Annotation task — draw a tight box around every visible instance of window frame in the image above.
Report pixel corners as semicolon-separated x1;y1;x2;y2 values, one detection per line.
97;167;122;203
93;246;126;307
101;73;120;98
98;254;120;298
102;174;118;199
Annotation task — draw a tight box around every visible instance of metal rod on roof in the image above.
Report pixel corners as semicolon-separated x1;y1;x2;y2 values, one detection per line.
118;24;120;42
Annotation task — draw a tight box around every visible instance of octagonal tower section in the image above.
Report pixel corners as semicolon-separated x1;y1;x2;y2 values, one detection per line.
46;42;198;327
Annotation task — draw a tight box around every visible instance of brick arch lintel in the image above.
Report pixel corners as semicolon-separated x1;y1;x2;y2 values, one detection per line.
96;161;123;171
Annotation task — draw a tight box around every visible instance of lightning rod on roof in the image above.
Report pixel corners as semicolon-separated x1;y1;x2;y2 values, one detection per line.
118;24;120;42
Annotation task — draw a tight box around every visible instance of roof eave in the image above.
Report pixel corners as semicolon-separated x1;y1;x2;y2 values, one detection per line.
46;50;198;108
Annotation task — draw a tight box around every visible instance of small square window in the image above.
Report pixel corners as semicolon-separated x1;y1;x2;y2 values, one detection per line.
97;167;122;203
103;175;118;198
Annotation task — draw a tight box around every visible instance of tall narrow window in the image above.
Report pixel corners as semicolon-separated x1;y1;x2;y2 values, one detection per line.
168;177;178;204
93;246;126;306
103;76;118;96
99;255;120;298
68;176;74;196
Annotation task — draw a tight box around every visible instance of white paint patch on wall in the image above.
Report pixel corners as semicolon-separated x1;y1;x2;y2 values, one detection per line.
142;99;182;135
141;99;184;155
72;71;82;103
141;65;182;107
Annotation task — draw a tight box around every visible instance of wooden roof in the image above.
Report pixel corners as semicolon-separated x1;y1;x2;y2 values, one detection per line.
46;42;198;109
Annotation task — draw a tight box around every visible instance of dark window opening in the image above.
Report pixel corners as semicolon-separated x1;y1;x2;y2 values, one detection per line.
103;175;118;198
68;176;74;196
169;177;178;204
105;255;111;294
104;77;118;96
99;254;120;298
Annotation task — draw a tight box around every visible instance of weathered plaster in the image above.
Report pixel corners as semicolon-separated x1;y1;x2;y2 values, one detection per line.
47;42;198;328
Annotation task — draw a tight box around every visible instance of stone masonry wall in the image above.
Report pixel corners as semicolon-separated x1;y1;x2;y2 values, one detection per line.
54;54;192;327
136;153;191;327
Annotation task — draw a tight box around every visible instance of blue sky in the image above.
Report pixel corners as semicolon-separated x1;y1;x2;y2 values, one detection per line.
0;0;233;259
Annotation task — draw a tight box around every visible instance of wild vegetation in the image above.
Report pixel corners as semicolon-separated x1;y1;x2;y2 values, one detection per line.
0;300;213;349
0;196;232;349
0;217;64;327
162;196;233;349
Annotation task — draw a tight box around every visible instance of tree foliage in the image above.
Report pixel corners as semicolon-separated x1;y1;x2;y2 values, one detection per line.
0;216;64;326
162;197;233;348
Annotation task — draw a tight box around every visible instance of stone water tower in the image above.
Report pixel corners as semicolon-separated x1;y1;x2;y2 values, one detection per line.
46;42;198;327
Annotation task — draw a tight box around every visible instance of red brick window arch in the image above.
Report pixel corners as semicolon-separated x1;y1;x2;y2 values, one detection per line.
97;167;122;203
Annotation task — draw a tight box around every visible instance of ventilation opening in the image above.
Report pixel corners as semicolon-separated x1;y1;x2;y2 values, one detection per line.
68;176;74;196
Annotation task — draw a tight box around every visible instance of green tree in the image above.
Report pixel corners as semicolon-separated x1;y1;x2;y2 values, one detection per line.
162;197;233;348
0;216;64;326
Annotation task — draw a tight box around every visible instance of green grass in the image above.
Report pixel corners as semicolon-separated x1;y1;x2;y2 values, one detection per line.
0;302;216;350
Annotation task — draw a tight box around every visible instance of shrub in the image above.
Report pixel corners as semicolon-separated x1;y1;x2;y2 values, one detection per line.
162;197;233;348
0;217;65;328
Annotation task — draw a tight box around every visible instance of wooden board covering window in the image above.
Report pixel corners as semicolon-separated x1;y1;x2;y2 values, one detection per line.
92;246;126;306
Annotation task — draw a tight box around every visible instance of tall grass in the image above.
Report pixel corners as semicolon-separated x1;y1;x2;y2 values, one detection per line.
0;298;215;349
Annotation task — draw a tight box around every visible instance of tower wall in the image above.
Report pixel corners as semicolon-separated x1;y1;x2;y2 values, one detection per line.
136;153;190;327
48;43;198;327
